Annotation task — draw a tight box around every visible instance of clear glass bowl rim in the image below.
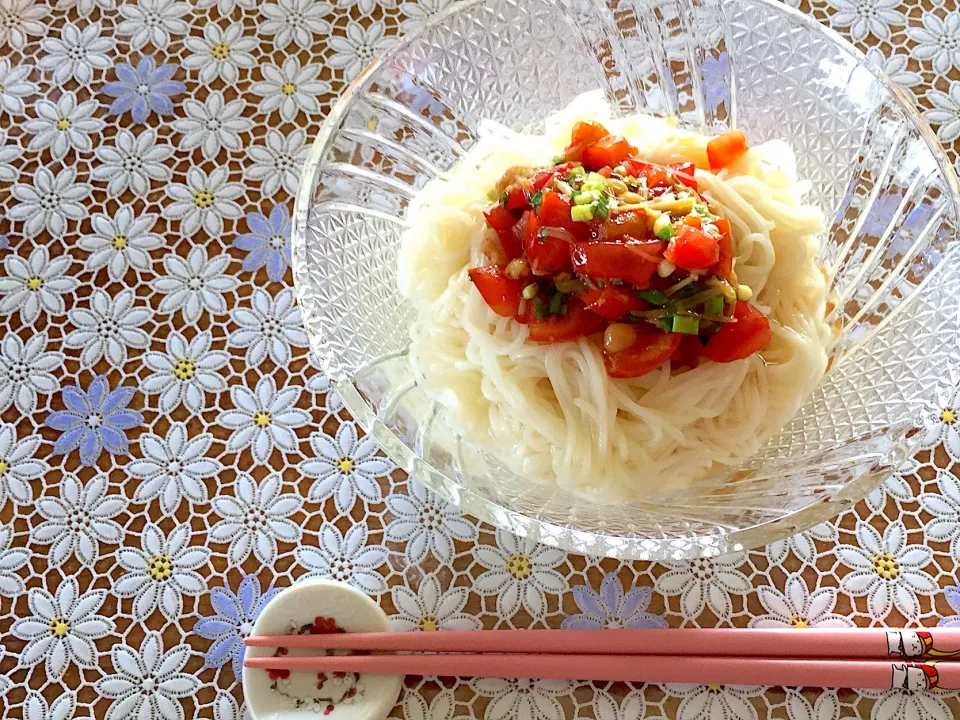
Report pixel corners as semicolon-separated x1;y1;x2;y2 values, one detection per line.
292;0;960;559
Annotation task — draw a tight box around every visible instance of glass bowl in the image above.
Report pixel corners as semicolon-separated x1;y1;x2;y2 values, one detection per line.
292;0;960;560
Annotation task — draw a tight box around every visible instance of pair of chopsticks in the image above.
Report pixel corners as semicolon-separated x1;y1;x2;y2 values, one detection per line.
243;628;960;689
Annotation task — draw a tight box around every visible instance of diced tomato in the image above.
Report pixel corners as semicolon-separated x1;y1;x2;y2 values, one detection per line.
583;135;636;171
527;298;604;343
484;205;523;260
604;329;682;378
565;121;610;162
669;162;698;190
674;334;706;370
604;211;651;240
524;211;572;276
570;241;660;288
504;187;528;212
683;214;702;228
483;205;523;260
664;225;719;270
570;120;609;146
581;286;647;320
624;159;669;188
713;217;733;279
531;161;578;191
537;190;589;241
702;302;771;363
706;129;748;171
468;266;523;318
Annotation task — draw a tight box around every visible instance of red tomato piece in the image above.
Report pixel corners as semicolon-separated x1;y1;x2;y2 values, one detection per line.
570;241;660;287
664;225;720;270
604;211;651;240
483;205;523;260
537;190;589;241
702;302;771;363
532;162;577;191
581;286;647;320
583;135;636;171
713;217;733;279
468;266;523;318
565;121;610;162
674;334;706;370
527;298;604;343
604;329;682;378
624;159;669;188
707;129;748;170
669;162;698;190
504;187;528;211
525;211;572;276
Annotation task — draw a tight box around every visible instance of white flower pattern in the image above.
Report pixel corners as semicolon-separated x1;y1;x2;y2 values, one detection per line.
300;422;392;513
655;552;752;620
228;287;308;367
77;205;164;281
209;472;303;565
150;245;240;322
0;246;79;324
0;332;61;414
0;423;48;507
471;678;573;720
23;91;104;159
172;91;252;160
142;330;229;413
385;480;477;563
243;127;308;197
218;374;310;463
162;166;245;236
63;288;150;367
250;56;330;121
390;573;482;632
0;0;45;50
666;684;763;720
37;21;114;83
116;0;190;49
91;128;175;197
749;574;855;629
474;528;566;620
182;21;257;84
9;166;90;237
115;524;210;621
295;523;388;593
33;474;125;567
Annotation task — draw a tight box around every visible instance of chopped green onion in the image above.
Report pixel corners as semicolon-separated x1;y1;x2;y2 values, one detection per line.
522;283;539;300
534;297;548;319
659;317;673;332
529;190;544;210
704;295;725;317
671;315;700;335
499;190;509;207
611;279;626;286
553;153;567;164
693;203;711;218
583;172;606;193
559;301;568;316
567;165;585;178
573;191;596;206
637;289;669;305
594;194;609;220
549;291;563;315
656;223;676;241
571;204;594;222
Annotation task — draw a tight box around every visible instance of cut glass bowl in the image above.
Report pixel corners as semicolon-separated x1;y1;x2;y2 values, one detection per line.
293;0;960;560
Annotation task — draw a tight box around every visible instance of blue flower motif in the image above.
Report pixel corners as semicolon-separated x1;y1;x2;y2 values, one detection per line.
194;574;283;678
938;586;960;627
232;204;292;283
45;375;143;467
700;52;730;113
0;235;9;251
561;572;667;630
101;55;184;124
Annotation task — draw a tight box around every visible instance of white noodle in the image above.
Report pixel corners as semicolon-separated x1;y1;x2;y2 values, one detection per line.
398;93;829;500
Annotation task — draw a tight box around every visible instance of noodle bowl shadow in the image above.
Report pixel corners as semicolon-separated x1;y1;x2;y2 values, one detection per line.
293;0;960;560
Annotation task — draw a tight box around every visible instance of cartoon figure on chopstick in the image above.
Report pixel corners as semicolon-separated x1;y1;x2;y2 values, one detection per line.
886;630;960;658
891;662;939;691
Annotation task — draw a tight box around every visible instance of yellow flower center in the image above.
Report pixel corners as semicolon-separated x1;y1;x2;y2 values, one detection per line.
788;616;808;628
49;617;70;636
254;411;271;427
707;683;722;691
172;356;196;380
871;551;899;580
192;189;214;208
57;117;70;130
942;408;956;424
0;461;8;475
26;276;42;290
147;554;173;581
111;234;128;249
210;41;230;59
418;616;437;632
338;458;354;473
280;81;296;96
506;553;531;580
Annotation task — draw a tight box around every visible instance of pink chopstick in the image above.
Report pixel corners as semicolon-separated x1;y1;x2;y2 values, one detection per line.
244;627;960;660
242;652;956;690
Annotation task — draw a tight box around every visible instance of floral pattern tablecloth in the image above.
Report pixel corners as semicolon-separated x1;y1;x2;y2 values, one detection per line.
4;0;960;718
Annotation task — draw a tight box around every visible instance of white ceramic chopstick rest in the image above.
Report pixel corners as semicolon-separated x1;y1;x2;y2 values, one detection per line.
242;579;403;720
